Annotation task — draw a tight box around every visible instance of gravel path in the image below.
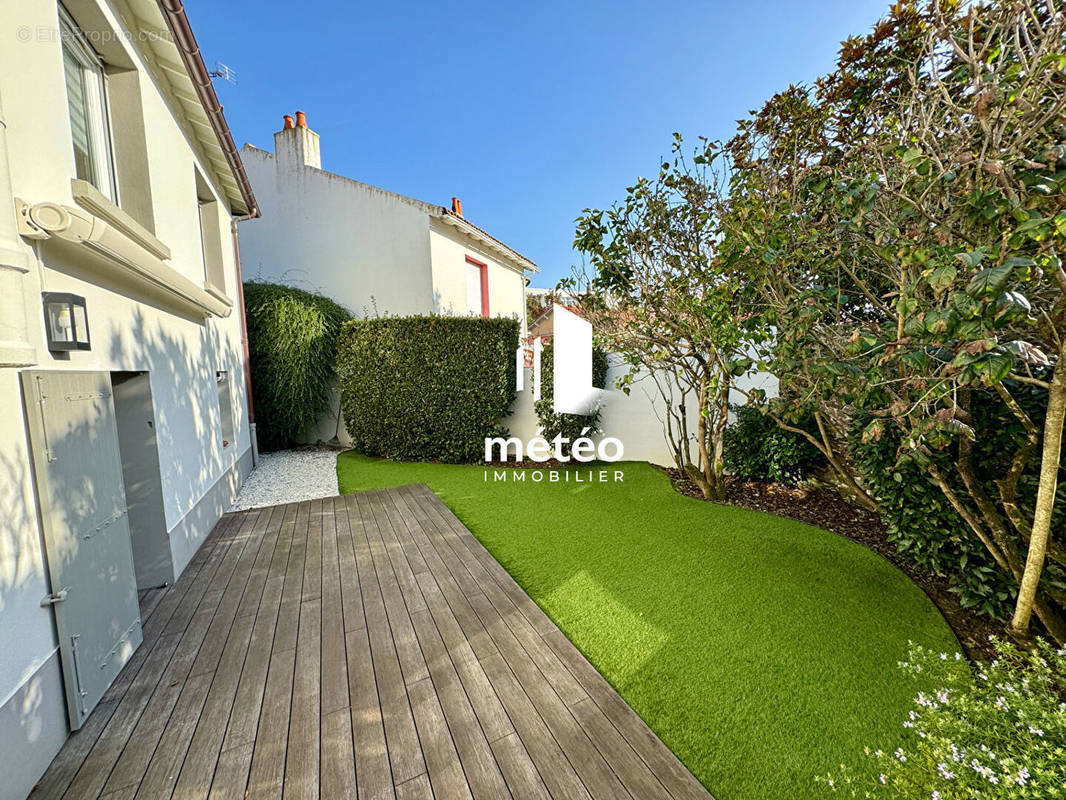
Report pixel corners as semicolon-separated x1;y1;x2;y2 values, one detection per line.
229;447;342;511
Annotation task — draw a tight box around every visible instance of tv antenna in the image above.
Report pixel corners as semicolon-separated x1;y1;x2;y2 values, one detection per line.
208;61;238;86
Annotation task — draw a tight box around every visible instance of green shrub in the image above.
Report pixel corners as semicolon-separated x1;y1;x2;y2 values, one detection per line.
848;374;1066;625
243;281;351;451
533;341;609;457
849;412;1016;620
338;316;519;463
821;637;1066;799
723;405;822;486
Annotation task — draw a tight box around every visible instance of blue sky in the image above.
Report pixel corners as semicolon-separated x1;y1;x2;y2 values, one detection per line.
189;0;889;289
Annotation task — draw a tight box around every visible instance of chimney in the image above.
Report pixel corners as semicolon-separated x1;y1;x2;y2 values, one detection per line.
451;196;463;217
274;110;321;170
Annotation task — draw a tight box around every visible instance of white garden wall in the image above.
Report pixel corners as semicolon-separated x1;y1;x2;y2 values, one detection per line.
500;359;779;467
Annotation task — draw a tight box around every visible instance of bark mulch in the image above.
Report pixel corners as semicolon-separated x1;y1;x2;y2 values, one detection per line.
660;467;999;660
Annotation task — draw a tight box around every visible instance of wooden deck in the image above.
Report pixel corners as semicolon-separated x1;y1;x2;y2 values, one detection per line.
30;485;711;800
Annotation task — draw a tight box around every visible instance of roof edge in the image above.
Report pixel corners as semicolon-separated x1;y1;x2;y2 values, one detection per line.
158;0;259;219
437;210;538;273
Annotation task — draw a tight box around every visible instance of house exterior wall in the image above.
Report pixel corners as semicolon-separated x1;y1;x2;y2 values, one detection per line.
0;2;253;797
239;132;531;448
427;222;527;325
238;146;437;317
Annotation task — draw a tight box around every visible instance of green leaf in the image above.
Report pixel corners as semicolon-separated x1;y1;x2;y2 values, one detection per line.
928;264;957;291
977;351;1013;385
955;251;986;269
901;147;923;166
967;264;1013;296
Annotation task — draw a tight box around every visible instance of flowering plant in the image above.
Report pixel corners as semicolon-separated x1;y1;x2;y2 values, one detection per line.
821;638;1066;798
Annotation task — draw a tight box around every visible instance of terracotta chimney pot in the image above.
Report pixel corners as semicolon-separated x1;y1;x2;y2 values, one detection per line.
295;110;307;128
282;114;294;130
451;197;463;216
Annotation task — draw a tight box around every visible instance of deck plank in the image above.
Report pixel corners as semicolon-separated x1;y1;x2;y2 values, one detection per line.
344;625;394;800
32;488;712;800
220;502;297;752
346;493;426;786
284;597;321;800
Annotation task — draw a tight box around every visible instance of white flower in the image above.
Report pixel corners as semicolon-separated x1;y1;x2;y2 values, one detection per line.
879;774;887;785
937;763;955;779
1016;767;1030;786
1028;725;1045;736
895;748;907;763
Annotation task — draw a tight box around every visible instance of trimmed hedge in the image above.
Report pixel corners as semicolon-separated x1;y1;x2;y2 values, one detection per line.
244;281;351;451
339;316;519;462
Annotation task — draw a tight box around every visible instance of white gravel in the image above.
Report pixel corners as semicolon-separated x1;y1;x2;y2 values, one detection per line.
229;447;342;511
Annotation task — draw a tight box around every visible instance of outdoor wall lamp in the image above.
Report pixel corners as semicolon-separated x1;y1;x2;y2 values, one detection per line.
43;292;91;352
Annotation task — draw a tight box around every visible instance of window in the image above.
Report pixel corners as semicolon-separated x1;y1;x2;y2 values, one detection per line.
216;370;234;448
60;5;116;200
196;171;225;292
466;255;489;317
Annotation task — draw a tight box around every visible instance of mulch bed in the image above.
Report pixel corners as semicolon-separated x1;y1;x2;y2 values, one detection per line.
660;467;999;660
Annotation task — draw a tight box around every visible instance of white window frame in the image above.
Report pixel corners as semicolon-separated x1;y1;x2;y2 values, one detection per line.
60;4;117;201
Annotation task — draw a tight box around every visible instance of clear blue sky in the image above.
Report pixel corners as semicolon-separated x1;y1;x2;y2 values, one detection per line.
189;0;889;289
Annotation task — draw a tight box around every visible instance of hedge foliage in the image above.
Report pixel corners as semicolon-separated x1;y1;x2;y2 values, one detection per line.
849;378;1066;622
723;405;823;486
243;281;351;451
533;340;609;456
849;411;1015;620
338;316;519;463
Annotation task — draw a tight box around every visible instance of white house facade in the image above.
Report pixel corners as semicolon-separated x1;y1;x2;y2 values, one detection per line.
0;2;258;797
238;114;536;324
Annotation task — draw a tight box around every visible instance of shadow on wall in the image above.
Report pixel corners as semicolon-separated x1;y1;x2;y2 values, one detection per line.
0;444;43;621
103;307;246;555
0;301;246;750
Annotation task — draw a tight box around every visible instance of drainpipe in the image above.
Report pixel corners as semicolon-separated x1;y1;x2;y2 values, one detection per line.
231;217;258;467
0;87;37;367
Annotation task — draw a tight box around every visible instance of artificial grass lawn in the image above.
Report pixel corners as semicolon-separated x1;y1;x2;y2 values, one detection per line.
337;453;958;800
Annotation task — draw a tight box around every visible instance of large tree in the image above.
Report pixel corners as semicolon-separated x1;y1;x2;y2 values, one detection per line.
570;143;759;501
718;0;1066;641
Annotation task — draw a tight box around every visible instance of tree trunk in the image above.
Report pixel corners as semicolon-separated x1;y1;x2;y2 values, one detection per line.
694;376;715;500
710;379;730;502
1010;359;1066;643
770;414;879;511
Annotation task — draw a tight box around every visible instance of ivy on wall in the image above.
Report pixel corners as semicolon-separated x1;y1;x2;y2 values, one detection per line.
243;281;351;451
